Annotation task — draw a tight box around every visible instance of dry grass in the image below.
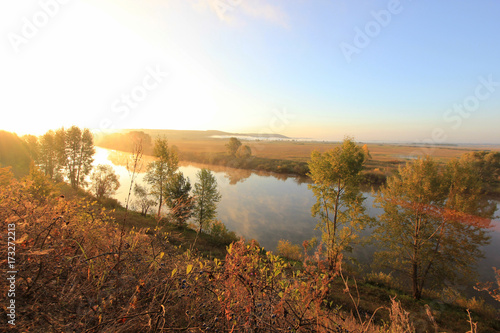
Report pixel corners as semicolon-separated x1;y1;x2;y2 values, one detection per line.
168;139;499;164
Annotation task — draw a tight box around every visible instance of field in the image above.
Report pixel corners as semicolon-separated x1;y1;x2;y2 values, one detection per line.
155;135;499;162
109;129;500;164
164;138;500;169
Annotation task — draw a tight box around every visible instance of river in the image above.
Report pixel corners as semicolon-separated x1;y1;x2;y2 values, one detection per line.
92;147;500;286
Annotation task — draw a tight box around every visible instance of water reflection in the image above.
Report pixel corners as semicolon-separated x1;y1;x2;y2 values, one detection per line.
103;148;308;186
179;161;255;185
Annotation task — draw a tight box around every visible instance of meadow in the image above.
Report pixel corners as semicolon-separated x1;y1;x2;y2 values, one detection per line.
168;138;500;164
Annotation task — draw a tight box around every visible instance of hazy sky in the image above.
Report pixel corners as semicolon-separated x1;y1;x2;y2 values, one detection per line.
1;0;499;143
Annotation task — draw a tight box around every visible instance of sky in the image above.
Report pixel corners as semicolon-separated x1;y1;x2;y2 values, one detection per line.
1;0;499;143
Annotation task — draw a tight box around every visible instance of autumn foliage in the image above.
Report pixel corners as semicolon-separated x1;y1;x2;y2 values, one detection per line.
0;168;342;332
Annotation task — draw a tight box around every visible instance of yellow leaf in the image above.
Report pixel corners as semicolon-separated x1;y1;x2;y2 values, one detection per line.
15;233;29;244
171;268;177;277
30;249;54;256
186;264;193;275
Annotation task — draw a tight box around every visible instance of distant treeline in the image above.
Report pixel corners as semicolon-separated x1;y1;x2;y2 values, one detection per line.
0;130;32;177
95;130;154;155
183;151;310;174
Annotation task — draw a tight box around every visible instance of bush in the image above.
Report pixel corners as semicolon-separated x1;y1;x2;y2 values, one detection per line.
99;196;120;209
216;240;345;331
365;271;398;289
208;219;239;245
276;239;303;261
362;171;387;186
455;296;497;318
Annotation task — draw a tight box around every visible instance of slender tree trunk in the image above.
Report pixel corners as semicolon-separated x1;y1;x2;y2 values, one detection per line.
330;180;342;271
76;146;83;188
413;215;421;299
412;261;420;299
117;140;143;277
199;186;205;231
322;196;332;268
158;195;163;218
157;171;164;218
71;148;78;188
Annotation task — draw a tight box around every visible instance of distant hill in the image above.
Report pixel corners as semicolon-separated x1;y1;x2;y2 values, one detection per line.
123;129;290;141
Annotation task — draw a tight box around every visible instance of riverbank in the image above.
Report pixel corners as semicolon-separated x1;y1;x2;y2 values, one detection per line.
99;142;500;196
95;129;500;193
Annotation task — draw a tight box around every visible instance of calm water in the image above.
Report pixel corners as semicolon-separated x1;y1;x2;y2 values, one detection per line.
93;147;500;284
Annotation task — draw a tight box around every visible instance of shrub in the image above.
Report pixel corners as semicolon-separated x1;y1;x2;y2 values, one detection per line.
362;170;387;186
276;239;302;261
213;240;345;331
455;296;497;318
365;271;398;289
208;219;239;245
388;297;415;333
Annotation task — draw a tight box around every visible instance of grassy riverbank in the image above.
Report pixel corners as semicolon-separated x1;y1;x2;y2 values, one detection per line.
44;180;500;331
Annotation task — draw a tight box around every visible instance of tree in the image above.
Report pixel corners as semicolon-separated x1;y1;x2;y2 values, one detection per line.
39;131;55;178
0;130;31;177
362;143;371;159
37;130;61;179
90;164;120;200
236;145;252;159
460;151;500;193
128;131;153;154
63;126;95;189
226;137;242;156
125;138;144;211
307;137;370;272
54;127;67;172
165;172;194;226
22;134;40;163
133;184;156;216
144;138;178;217
24;162;56;203
445;156;497;217
374;156;492;299
193;168;221;233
